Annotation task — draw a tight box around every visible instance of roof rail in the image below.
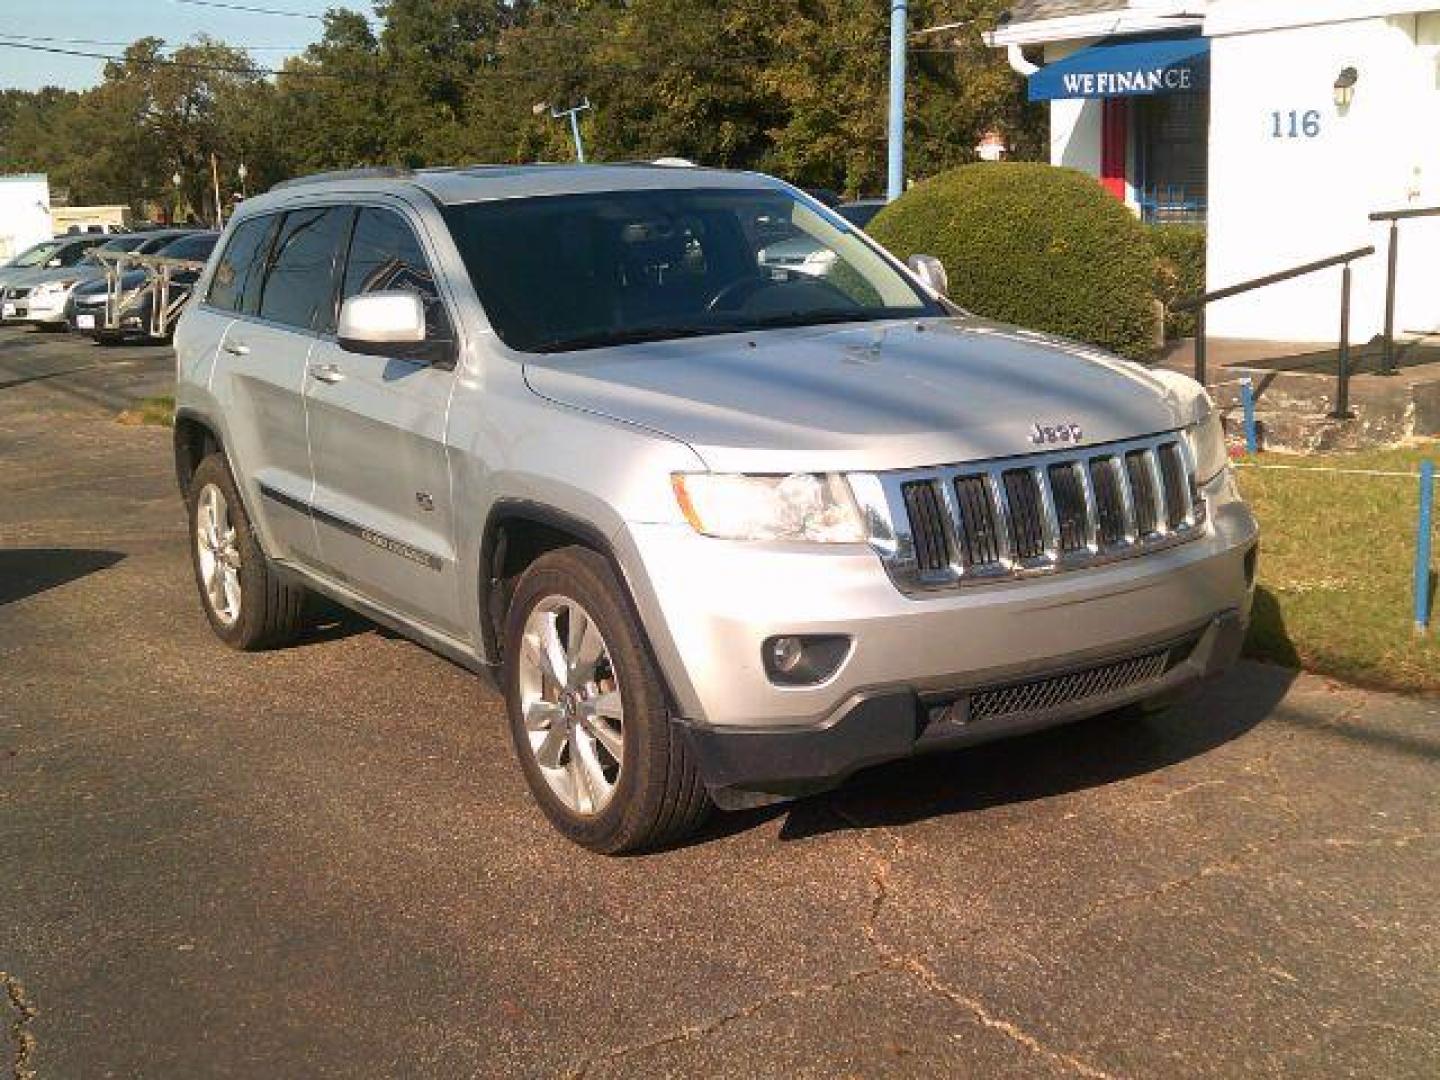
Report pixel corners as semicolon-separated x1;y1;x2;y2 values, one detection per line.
270;165;415;192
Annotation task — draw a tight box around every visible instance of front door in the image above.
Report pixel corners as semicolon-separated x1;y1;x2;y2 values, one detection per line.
303;205;465;637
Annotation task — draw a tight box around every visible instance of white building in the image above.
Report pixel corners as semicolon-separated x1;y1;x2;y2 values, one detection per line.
991;1;1440;345
0;174;53;263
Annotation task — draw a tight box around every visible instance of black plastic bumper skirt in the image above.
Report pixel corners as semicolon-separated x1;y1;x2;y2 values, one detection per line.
675;610;1247;810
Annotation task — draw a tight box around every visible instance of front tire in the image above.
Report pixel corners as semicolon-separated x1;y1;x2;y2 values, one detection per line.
504;547;711;854
187;453;306;650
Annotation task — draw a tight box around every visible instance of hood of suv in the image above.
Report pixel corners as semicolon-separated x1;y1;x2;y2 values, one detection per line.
11;264;104;290
523;318;1199;473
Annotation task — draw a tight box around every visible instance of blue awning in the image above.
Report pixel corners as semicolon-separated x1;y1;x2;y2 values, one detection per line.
1028;34;1209;102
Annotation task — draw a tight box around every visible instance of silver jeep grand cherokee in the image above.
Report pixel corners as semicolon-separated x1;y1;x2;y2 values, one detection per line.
173;164;1257;853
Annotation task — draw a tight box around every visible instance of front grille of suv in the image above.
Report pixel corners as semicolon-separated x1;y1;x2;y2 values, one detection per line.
868;433;1205;595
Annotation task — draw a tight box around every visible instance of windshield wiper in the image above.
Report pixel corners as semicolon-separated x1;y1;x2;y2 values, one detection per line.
533;325;729;354
740;308;894;331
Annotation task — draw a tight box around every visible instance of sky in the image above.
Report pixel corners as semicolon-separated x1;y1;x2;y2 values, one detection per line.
0;0;382;91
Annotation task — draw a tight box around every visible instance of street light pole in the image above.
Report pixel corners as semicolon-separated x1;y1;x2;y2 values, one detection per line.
553;99;591;163
887;0;907;202
172;170;183;225
237;162;248;199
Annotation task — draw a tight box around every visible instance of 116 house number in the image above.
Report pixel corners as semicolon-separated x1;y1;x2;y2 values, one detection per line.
1271;109;1322;138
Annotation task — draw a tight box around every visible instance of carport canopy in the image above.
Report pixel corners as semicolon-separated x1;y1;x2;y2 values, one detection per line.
1029;33;1210;101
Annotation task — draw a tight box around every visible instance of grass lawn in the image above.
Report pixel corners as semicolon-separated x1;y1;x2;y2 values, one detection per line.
1237;441;1439;694
116;395;175;428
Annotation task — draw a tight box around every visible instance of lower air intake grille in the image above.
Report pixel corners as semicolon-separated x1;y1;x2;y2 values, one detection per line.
969;647;1172;722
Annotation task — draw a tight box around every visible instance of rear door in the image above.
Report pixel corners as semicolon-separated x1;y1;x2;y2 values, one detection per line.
302;204;464;636
207;207;347;566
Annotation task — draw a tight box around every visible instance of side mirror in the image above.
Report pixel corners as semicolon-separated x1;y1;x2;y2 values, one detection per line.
337;290;456;368
907;254;948;298
338;289;427;352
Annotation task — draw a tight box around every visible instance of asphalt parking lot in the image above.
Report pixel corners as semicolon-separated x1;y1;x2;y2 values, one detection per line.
2;323;1438;1078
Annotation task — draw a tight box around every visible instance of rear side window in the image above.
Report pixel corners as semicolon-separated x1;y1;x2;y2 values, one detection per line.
56;242;95;267
163;235;217;262
341;207;451;341
257;207;350;331
207;218;273;313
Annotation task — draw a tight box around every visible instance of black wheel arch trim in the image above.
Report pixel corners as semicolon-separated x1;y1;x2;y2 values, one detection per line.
479;499;686;718
172;407;224;494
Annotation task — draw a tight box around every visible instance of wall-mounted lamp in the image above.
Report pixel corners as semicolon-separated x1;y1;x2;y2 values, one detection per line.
1334;66;1359;110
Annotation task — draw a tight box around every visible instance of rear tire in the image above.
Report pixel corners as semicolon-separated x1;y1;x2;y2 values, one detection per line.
503;546;712;854
186;453;306;650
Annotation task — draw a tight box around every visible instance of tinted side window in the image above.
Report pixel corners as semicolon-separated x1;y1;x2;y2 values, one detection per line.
258;207;349;331
341;208;451;341
207;218;273;313
57;243;93;267
165;235;217;261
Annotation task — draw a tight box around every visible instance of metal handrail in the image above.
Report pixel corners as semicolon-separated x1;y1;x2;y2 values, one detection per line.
1172;246;1375;311
1173;244;1375;420
1368;205;1440;375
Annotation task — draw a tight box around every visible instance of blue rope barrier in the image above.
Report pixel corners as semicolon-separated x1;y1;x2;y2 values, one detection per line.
1416;460;1435;636
1240;378;1258;454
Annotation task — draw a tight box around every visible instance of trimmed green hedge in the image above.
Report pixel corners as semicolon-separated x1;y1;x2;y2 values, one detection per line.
868;163;1159;359
1149;224;1206;340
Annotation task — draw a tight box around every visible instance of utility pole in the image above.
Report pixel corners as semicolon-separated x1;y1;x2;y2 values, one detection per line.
210;153;225;229
887;0;907;202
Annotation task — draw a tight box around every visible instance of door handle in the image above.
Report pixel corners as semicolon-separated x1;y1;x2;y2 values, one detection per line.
309;363;345;384
223;341;250;356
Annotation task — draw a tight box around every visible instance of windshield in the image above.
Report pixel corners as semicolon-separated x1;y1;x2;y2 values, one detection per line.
442;187;940;353
7;241;64;268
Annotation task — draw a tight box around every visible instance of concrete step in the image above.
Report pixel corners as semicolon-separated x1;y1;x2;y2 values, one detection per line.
1218;406;1413;454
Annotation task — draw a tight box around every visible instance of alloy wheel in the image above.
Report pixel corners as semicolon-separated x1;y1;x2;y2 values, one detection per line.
517;596;624;816
195;482;242;626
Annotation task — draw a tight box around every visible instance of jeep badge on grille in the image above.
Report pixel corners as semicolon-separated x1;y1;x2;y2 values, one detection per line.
1029;422;1083;446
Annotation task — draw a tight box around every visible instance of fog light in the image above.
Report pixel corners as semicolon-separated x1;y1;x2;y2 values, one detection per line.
762;634;851;686
769;636;804;673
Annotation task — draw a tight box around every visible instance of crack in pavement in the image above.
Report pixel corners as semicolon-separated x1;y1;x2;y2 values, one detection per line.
565;964;896;1079
826;804;1116;1079
1;972;36;1080
897;956;1114;1080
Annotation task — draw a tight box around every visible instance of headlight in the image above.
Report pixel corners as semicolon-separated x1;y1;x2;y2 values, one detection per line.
671;472;865;543
1185;407;1228;485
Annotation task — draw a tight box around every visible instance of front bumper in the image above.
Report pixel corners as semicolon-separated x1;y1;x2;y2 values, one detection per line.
618;469;1258;798
677;610;1245;806
4;292;72;324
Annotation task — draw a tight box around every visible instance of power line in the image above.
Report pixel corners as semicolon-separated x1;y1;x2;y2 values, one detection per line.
0;34;975;88
0;38;368;79
0;31;304;51
170;0;327;19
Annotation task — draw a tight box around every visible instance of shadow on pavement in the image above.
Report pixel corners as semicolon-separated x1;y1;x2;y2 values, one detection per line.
769;661;1297;842
0;547;125;605
1274;707;1440;763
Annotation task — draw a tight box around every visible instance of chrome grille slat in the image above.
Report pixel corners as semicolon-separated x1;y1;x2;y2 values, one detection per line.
1002;468;1046;562
1048;462;1089;554
868;433;1208;596
1124;450;1160;537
